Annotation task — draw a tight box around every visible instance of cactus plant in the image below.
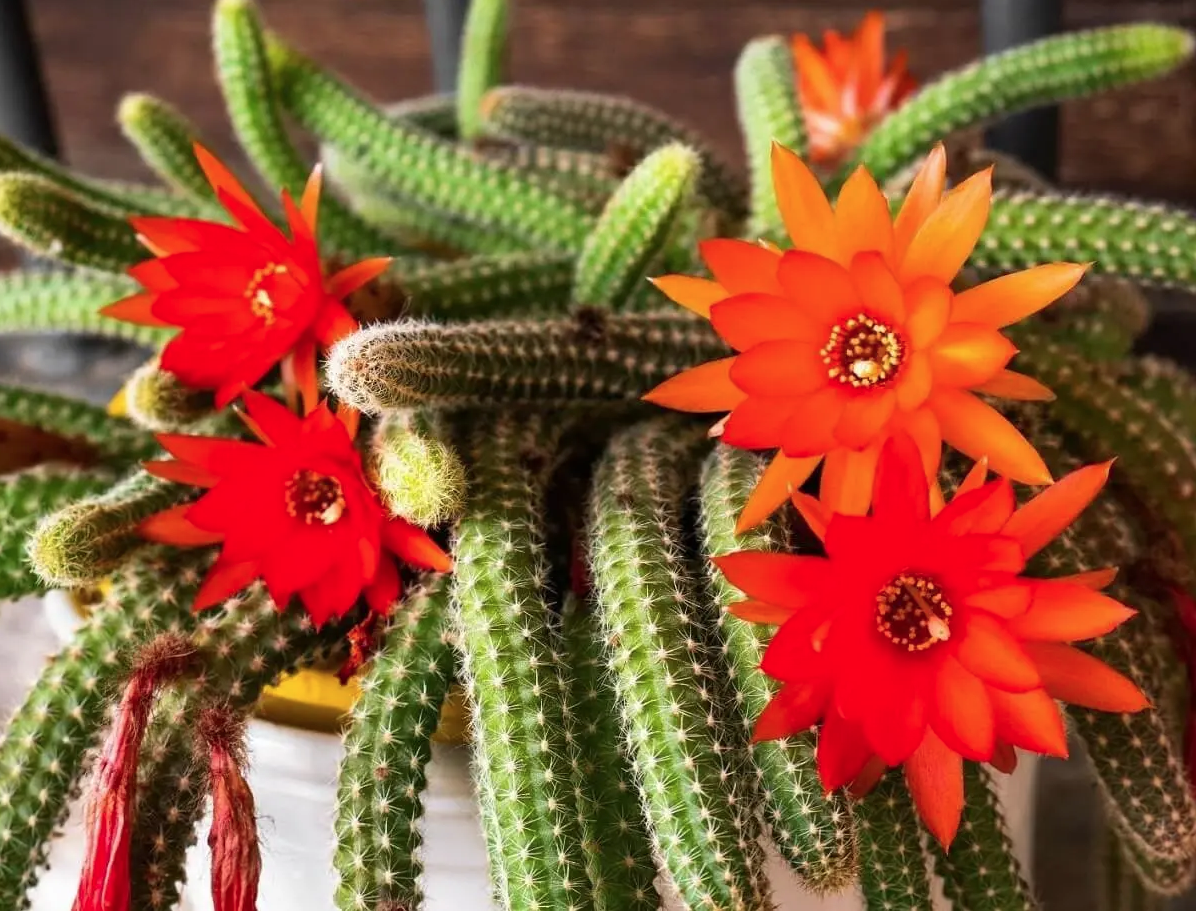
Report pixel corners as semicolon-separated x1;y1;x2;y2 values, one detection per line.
0;2;1195;911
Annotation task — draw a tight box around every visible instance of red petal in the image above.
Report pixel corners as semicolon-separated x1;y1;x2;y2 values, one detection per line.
1057;567;1118;591
237;390;303;447
281;340;319;417
100;292;172;327
904;729;964;848
960;583;1033;620
1007;582;1136;641
155;434;269;476
193;558;261;612
383;519;453;573
364;555;401;616
989;740;1019;774
712;552;831;610
818;444;881;516
780;387;847;457
1022;642;1149;712
300;163;323;231
709;292;825;351
699;238;784;296
720;396;800;450
139;505;223;546
1001;461;1114;559
954;613;1040;692
143;459;219;489
775;251;859;327
872;432;931;523
790;490;830;542
761;606;834;683
988;686;1068;757
931;479;1016;537
931;657;995;760
729;340;826;396
752;682;829;742
727;599;798;624
834;392;896;450
298;565;365;627
863;680;928;766
313;299;360;349
817;710;874;792
849;250;903;323
735;451;820;534
326;257;393;300
643;358;747;414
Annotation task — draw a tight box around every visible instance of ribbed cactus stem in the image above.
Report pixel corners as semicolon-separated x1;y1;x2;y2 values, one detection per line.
369;410;467;527
326;311;727;413
383;94;460;136
333;576;455;911
697;445;859;892
120;356;219;433
457;0;510;139
213;0;397;258
474;141;621;212
999;274;1149;361
0;174;146;272
0;270;169;344
588;418;770;911
116;94;223;210
266;36;594;253
399;252;576;320
478;86;749;222
734;36;807;239
574;143;700;310
854;772;935;911
928;764;1037;910
839;24;1195;191
28;471;186;588
449;411;593;911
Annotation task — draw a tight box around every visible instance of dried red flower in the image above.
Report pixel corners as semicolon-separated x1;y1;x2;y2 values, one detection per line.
198;708;260;911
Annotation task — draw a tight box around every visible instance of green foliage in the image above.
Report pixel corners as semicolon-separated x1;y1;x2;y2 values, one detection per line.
854;773;934;911
457;0;510;140
401;252;576;320
117;93;223;208
0;269;169;345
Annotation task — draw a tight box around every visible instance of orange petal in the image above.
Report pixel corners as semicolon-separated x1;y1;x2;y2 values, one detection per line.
790;490;831;542
327;257;393;300
337;403;361;441
900;166;993;285
893;143;947;262
709;292;825;351
775;251;860;328
313;299;360;350
650;274;728;318
834;392;896;449
818;444;881;516
722;397;801;449
957;457;989;496
903;277;952;347
192;142;263;219
835;168;894;261
1002;460;1113;558
973;369;1056;402
139;505;223;546
643;358;747;413
894;407;942;478
1058;567;1119;590
952;263;1090;328
771;142;840;262
1022;642;1149;712
792;37;841;112
928;387;1052;485
850;251;905;324
712;551;831;610
735;451;821;534
780;387;846;457
100;292;172;328
384;520;453;573
932;657;995;760
988;686;1068;757
955;613;1040;692
904;729;964;849
730;340;827;396
927;324;1018;387
699;238;784;295
1008;582;1136;641
854;11;886;103
281;339;319;417
300;163;324;232
894;352;932;411
961;583;1033;620
728;599;797;625
143;459;219;488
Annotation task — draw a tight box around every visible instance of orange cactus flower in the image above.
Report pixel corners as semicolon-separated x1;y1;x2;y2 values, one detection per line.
103;144;391;411
644;142;1088;531
713;434;1148;847
793;11;917;167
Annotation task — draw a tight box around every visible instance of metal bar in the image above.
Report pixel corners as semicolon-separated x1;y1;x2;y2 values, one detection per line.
980;0;1063;180
0;0;58;157
423;0;473;94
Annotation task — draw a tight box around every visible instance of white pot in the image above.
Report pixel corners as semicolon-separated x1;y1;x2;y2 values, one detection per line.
33;593;1037;911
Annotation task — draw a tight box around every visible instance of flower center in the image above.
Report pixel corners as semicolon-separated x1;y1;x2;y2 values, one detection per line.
821;313;905;389
285;469;346;526
244;263;288;326
875;572;953;653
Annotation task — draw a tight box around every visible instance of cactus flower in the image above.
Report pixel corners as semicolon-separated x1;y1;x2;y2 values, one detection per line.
644;142;1088;530
138;390;452;626
101;143;391;410
793;11;917;167
713;434;1148;848
199;708;260;911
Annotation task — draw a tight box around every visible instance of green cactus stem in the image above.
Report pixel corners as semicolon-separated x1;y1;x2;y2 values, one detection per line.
400;252;576;320
478;86;749;223
383;94;460;136
0;174;148;272
474;141;621;212
854;772;935;911
369;409;467;527
326;310;727;413
120;356;222;433
449;411;592;911
0;269;170;345
0;385;158;468
588;418;770;911
213;0;397;258
1000;275;1150;362
574;143;700;310
838;24;1195;191
333;576;455;911
266;36;594;254
456;0;509;140
116;94;223;211
28;471;186;588
697;445;859;893
734;36;807;239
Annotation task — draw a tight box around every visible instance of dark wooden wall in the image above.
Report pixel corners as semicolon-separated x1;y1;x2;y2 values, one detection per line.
22;0;1196;202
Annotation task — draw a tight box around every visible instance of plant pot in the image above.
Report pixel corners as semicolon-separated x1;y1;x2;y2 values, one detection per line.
34;592;1038;910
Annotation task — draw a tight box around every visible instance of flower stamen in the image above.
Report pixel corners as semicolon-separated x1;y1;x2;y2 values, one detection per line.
245;264;287;325
285;469;346;525
821;312;905;389
875;572;952;652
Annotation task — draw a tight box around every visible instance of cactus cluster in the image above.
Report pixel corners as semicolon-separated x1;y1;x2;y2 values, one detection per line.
0;1;1195;909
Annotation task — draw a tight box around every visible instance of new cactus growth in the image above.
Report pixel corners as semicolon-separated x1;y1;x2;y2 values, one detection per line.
1;2;1196;910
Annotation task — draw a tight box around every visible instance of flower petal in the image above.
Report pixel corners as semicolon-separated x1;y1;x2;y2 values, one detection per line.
790;490;831;542
951;263;1090;328
893;143;947;263
326;257;393;300
736;451;821;534
960;583;1033;620
650;274;728;318
1058;567;1119;591
1001;460;1114;559
899;166;993;285
836;169;894;261
762;606;835;683
139;505;224;546
932;657;995;760
903;277;952;347
932;478;1016;537
699;238;784;295
819;443;881;516
710;292;825;351
928;387;1052;485
728;599;798;625
143;459;219;489
872;432;931;522
193;558;261;612
753;682;830;742
955;613;1040;692
973;369;1056;402
988;686;1068;757
721;397;801;449
817;710;874;792
643;358;747;413
776;250;860;327
780;387;847;457
834;392;896;450
894;407;942;478
927;323;1018;387
849;251;905;325
771;142;840;262
713;552;831;610
863;679;928;766
894;352;933;411
1022;642;1149;712
905;728;964;849
101;293;173;327
1007;582;1137;641
729;340;827;396
383;519;453;573
238;389;303;447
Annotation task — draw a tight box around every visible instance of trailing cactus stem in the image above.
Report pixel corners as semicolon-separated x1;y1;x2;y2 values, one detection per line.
574;143;700;310
122;356;220;433
449;411;593;911
839;24;1195;190
369;410;467;526
400;252;576;320
588;418;769;910
0;270;170;344
327;310;728;413
698;445;858;892
456;0;509;139
117;93;223;209
854;772;935;911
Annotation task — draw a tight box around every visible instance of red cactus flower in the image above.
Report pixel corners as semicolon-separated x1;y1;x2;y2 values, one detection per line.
198;708;260;911
139;390;452;626
714;434;1148;847
102;143;390;410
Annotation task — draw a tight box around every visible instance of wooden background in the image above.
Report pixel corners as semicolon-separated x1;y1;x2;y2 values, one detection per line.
20;0;1196;201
